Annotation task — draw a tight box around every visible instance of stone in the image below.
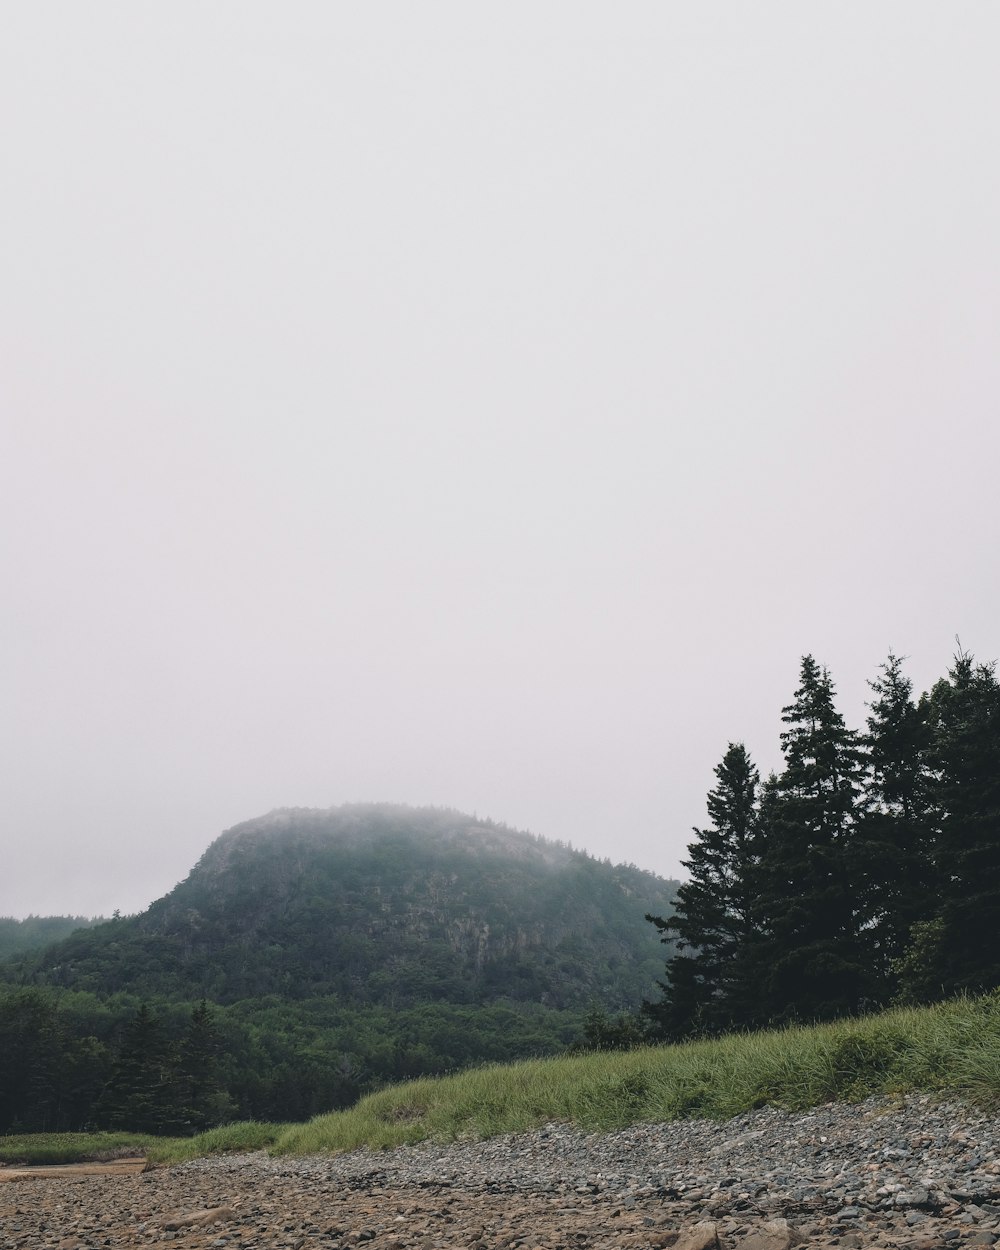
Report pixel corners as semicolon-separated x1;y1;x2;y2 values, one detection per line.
734;1218;805;1250
157;1206;236;1232
897;1190;932;1209
673;1221;721;1250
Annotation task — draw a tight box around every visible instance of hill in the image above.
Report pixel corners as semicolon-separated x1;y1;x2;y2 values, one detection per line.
11;804;679;1011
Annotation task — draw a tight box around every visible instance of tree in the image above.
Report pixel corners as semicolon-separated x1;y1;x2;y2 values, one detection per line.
176;1000;232;1131
645;742;763;1037
99;1004;181;1134
920;647;1000;996
755;656;867;1021
852;653;936;998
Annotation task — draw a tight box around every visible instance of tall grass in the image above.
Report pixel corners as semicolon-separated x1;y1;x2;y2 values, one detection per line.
274;992;1000;1154
146;1121;291;1164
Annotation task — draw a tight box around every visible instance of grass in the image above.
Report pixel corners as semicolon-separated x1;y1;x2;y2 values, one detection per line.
146;1120;291;1164
0;1122;289;1167
0;1131;160;1166
9;992;1000;1165
272;991;1000;1154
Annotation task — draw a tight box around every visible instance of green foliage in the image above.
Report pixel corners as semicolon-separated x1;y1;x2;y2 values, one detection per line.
645;743;763;1037
0;1130;157;1165
649;645;1000;1036
272;993;1000;1153
755;656;868;1022
576;1004;654;1052
0;980;589;1134
13;994;1000;1162
146;1120;290;1164
0;915;104;961
0;987;112;1133
853;653;936;996
925;650;1000;994
7;806;677;1012
0;806;680;1137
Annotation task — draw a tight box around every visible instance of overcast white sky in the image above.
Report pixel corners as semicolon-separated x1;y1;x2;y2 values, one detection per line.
2;4;998;918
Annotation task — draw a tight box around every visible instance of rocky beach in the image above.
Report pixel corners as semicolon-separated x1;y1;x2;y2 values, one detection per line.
4;1094;1000;1250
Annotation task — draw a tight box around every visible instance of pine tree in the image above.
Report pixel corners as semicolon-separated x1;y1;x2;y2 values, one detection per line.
852;653;935;998
176;1000;228;1130
645;742;763;1037
99;1004;181;1134
922;648;1000;995
756;656;867;1021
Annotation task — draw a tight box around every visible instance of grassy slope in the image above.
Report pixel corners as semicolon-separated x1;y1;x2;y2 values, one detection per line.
8;993;1000;1165
273;993;1000;1154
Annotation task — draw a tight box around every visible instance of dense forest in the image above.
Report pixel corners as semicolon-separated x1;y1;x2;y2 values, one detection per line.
643;647;1000;1040
0;988;584;1134
0;808;678;1134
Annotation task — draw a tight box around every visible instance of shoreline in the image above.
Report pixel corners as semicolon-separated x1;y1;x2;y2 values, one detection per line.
4;1094;1000;1248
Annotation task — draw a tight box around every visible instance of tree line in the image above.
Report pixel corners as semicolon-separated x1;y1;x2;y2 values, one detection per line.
0;986;585;1134
643;647;1000;1039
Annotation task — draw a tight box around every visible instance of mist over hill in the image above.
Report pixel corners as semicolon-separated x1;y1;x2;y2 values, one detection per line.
0;914;104;961
15;804;679;1011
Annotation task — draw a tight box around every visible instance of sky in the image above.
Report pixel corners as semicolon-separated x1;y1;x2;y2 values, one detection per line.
2;4;999;919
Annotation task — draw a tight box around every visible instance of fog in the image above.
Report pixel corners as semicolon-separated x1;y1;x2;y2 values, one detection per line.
2;4;998;917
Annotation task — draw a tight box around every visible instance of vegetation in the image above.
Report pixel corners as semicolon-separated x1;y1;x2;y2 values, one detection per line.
0;806;680;1137
0;1130;156;1166
646;646;1000;1037
272;990;1000;1152
2;643;998;1145
10;991;1000;1162
9;807;677;1011
0;915;104;961
0;985;587;1134
0;1122;287;1166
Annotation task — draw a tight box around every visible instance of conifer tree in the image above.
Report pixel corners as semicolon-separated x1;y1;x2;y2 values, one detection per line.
755;656;867;1021
852;653;935;998
646;742;762;1037
176;999;228;1130
921;648;1000;995
99;1004;180;1134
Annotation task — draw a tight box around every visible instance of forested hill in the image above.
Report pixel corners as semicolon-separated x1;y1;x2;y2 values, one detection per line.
11;804;679;1010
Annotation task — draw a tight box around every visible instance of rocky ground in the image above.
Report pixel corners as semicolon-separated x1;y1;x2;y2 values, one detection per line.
4;1093;1000;1250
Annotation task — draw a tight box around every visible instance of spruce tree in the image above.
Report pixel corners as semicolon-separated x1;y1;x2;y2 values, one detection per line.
853;653;935;998
922;648;1000;995
756;656;867;1021
646;742;762;1037
176;1000;227;1130
99;1004;181;1134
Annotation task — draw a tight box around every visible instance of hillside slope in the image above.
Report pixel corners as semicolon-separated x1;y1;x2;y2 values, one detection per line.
14;805;678;1010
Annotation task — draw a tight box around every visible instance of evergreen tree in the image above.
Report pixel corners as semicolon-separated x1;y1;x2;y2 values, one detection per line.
853;653;935;998
921;648;1000;995
756;656;867;1021
176;999;230;1130
99;1004;182;1134
645;743;762;1037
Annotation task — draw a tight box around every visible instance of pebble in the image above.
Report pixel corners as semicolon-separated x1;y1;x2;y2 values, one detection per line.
4;1093;1000;1248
